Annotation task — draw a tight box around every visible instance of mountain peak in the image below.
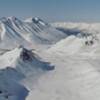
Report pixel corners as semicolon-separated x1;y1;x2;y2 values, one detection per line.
7;16;18;21
25;17;49;26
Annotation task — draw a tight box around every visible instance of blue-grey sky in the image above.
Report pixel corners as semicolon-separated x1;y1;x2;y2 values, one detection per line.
0;0;100;22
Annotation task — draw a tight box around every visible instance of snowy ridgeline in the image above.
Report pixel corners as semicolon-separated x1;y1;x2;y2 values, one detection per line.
0;47;55;100
0;17;63;100
1;18;100;100
0;17;66;50
26;22;100;100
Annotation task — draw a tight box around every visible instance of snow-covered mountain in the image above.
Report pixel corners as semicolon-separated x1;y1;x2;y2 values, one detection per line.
0;17;67;51
26;22;100;100
52;22;100;55
1;19;100;100
0;46;54;100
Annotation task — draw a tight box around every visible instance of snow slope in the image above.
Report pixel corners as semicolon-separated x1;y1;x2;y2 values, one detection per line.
0;46;54;100
0;47;54;80
1;20;100;100
26;22;100;100
0;17;67;51
26;50;100;100
0;17;67;100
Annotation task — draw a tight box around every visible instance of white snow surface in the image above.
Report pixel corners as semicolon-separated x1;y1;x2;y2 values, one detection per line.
1;20;100;100
0;17;66;50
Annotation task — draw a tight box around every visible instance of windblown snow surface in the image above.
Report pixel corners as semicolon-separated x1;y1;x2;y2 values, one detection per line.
0;18;100;100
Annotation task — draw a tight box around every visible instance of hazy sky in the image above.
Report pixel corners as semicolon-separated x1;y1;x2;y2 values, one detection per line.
0;0;100;22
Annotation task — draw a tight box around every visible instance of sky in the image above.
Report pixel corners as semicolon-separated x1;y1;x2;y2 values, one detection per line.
0;0;100;22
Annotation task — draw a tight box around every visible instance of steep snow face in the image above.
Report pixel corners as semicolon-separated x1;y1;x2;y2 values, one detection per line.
0;17;67;51
26;22;100;100
25;17;49;26
0;70;28;100
26;24;100;100
0;47;54;73
24;17;67;45
2;20;100;100
0;47;55;100
0;22;32;50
